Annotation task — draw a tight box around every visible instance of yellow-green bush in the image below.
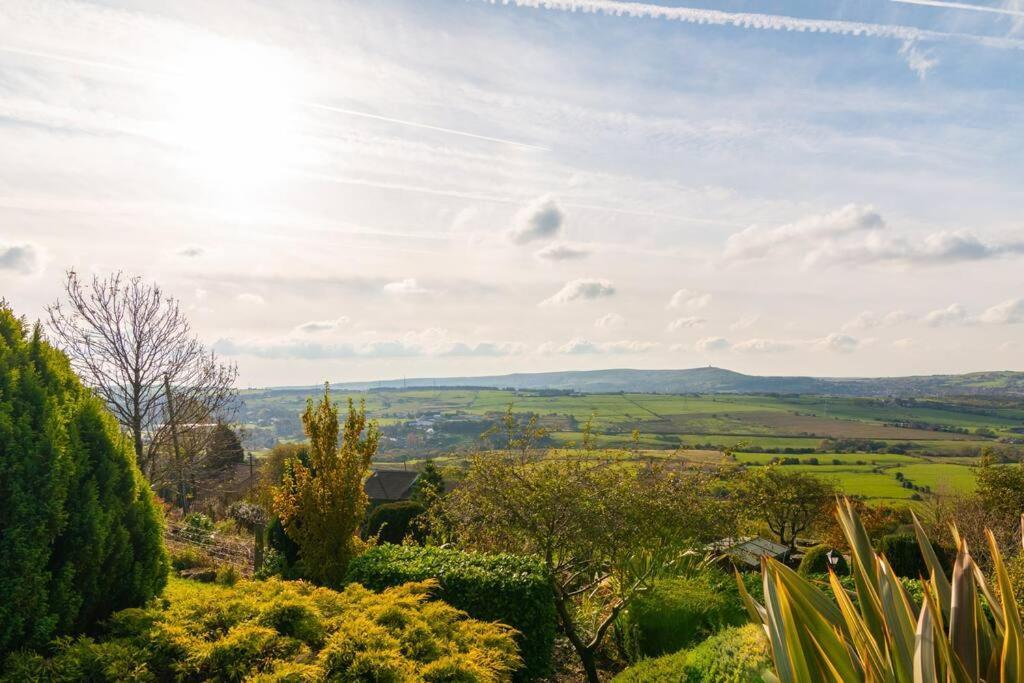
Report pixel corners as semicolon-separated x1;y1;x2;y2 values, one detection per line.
1;576;520;682
612;624;770;683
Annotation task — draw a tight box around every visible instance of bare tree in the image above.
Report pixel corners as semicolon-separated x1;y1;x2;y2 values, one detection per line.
47;271;238;487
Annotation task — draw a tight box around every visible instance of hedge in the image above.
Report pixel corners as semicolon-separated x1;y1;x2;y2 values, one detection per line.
613;624;771;682
798;545;849;576
1;576;520;682
618;573;746;659
346;544;556;679
365;500;426;544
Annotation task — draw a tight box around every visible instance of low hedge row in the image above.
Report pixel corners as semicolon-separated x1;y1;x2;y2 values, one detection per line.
618;573;747;659
613;624;771;683
346;544;556;680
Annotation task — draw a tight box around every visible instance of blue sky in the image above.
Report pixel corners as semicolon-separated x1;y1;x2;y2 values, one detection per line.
0;0;1022;386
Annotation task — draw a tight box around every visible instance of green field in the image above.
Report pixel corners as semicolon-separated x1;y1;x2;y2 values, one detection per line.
239;386;1021;503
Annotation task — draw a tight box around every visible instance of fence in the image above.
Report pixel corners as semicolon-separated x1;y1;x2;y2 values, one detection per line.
164;521;256;575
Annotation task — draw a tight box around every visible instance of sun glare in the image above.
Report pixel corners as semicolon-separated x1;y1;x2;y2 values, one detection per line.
159;40;305;191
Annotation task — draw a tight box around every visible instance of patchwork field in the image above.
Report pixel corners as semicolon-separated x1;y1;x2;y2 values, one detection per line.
240;386;1022;503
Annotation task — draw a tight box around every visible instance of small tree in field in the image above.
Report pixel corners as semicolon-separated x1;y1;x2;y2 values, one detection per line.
272;385;379;586
737;465;837;549
443;410;737;683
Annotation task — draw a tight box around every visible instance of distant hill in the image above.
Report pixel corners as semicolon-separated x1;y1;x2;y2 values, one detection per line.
292;367;1024;397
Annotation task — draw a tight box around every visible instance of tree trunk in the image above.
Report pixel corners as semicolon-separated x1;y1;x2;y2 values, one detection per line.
550;576;602;683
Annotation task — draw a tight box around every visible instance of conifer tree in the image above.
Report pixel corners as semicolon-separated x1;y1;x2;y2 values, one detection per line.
0;304;167;655
273;384;379;586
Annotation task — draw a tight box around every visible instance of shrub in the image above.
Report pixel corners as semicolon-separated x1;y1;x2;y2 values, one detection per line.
613;624;770;682
876;531;930;577
0;576;520;682
216;565;241;586
798;545;849;576
365;500;426;544
0;306;167;657
170;546;214;572
618;573;746;659
345;544;556;679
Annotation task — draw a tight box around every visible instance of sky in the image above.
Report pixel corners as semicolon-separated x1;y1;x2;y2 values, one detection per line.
1;0;1022;387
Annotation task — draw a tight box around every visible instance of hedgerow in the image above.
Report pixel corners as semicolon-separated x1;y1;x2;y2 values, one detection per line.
1;576;520;682
617;573;746;660
345;544;556;680
612;624;770;683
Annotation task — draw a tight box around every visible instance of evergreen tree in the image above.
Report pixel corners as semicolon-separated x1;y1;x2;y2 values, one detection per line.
0;304;167;655
412;459;445;506
272;384;379;586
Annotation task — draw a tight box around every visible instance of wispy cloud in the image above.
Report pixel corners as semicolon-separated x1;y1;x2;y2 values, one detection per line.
541;337;657;354
383;278;431;295
890;0;1024;18
236;292;265;305
979;298;1024;325
667;289;711;310
724;204;883;262
667;316;705;332
594;312;625;329
535;242;590;260
295;317;350;334
899;40;939;79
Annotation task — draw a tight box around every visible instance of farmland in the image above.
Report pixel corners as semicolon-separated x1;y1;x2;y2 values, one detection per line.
238;386;1024;504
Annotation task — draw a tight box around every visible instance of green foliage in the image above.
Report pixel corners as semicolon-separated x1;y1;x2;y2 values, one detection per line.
170;546;214;572
272;385;379;587
618;573;746;659
183;512;215;544
346;543;556;680
206;422;245;473
412;459;445;505
216;565;241;586
1;576;520;682
798;545;849;576
0;305;168;656
613;624;770;683
366;501;427;544
876;531;931;578
736;466;837;548
738;498;1024;682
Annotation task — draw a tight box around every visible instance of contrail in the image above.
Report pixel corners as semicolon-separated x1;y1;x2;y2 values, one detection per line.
0;45;548;150
304;103;548;151
890;0;1024;18
478;0;1024;49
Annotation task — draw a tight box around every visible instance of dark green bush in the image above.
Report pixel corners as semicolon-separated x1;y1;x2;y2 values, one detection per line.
345;544;556;679
0;577;520;682
0;306;167;656
798;545;849;576
619;572;746;659
365;501;426;544
877;532;929;578
613;624;770;682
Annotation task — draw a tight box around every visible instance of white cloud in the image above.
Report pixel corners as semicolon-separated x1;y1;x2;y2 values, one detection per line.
442;341;527;356
383;278;431;295
899;40;939;79
979;298;1024;325
0;243;42;275
667;316;705;331
508;195;564;244
542;337;657;354
296;316;350;334
667;288;711;310
535;241;590;260
236;292;265;305
817;332;859;353
595;312;625;329
177;245;204;258
842;309;912;331
806;230;1024;268
733;338;794;353
541;278;615;306
215;333;523;359
724;204;883;262
729;315;759;331
695;336;730;352
924;303;968;326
